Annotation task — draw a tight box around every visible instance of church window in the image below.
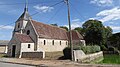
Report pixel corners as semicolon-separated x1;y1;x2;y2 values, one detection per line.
52;40;54;45
44;40;46;45
28;44;30;48
66;42;67;45
60;41;61;45
18;23;20;28
27;30;30;35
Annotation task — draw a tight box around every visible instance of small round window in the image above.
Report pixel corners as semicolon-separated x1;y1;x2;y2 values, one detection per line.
27;30;30;35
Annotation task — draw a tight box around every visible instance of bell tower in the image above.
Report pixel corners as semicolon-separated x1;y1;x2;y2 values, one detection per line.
14;0;31;34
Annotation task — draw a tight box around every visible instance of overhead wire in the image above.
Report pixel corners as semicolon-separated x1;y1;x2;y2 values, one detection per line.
0;1;60;5
46;2;64;23
0;0;64;29
31;0;64;16
0;22;15;29
69;2;86;20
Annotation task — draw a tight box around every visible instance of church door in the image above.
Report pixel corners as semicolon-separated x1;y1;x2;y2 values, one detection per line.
12;45;16;57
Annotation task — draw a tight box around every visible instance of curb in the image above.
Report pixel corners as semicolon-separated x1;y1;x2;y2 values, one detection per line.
0;60;38;66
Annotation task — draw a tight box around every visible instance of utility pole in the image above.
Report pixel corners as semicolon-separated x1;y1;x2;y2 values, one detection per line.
64;0;73;61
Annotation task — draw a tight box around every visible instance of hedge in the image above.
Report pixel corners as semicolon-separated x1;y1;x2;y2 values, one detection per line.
79;45;101;54
63;45;101;59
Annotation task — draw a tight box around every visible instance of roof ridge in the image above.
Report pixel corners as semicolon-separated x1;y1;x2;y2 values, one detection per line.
32;20;67;32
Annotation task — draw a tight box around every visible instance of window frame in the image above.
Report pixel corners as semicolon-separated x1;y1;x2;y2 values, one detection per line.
27;30;30;35
52;40;54;45
44;40;46;45
18;23;20;28
28;44;30;48
60;41;61;45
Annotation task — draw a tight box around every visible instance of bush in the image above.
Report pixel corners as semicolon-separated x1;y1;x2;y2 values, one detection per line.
63;47;71;59
80;45;101;54
100;45;107;50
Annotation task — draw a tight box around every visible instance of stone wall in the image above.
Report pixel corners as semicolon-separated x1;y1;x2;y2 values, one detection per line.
21;52;43;58
73;50;103;63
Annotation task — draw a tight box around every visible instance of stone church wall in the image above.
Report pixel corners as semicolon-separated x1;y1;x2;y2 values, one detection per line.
37;38;68;52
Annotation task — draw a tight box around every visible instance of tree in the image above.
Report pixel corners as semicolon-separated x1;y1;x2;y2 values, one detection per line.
74;27;84;36
51;24;58;27
60;26;68;31
108;33;120;50
104;26;113;45
82;20;105;45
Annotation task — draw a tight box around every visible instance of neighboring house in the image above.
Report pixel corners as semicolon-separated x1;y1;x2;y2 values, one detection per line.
7;5;85;58
67;30;85;46
0;40;9;53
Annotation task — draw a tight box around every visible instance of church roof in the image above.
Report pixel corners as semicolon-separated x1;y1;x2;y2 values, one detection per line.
15;33;33;43
31;20;68;40
67;30;84;40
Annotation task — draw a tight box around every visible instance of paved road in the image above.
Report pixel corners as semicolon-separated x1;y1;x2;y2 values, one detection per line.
0;62;35;67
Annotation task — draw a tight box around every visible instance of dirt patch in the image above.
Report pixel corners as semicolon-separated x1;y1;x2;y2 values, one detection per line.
45;51;64;60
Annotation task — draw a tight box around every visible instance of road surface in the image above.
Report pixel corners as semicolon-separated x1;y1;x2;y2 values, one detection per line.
0;62;35;67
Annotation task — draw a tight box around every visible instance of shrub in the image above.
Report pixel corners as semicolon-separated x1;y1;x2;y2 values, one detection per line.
79;45;101;54
100;45;107;50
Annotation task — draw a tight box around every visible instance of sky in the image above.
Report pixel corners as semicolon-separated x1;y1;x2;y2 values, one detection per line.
0;0;120;40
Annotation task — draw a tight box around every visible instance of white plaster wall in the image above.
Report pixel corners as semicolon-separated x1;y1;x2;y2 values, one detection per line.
21;43;34;52
37;38;68;52
22;20;28;29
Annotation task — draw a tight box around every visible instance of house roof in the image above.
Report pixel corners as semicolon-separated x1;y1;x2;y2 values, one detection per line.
67;30;84;40
31;20;68;40
0;40;9;46
15;33;34;43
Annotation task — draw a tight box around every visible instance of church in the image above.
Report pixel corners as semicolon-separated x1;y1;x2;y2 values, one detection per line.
7;4;85;58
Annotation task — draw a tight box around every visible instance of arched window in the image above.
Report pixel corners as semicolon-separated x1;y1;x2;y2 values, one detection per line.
66;42;68;45
18;23;20;28
27;30;30;35
44;40;46;45
52;40;54;45
28;44;30;48
60;41;61;45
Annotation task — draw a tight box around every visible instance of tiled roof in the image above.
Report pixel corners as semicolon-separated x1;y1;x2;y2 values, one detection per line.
31;20;68;40
0;40;9;46
67;30;84;40
15;33;33;43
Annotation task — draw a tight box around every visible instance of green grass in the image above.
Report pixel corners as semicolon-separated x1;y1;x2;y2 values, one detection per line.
98;54;120;64
0;53;7;58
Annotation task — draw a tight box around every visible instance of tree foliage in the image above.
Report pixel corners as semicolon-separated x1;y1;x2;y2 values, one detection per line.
82;20;105;45
108;33;120;50
51;24;58;26
74;27;84;36
60;26;68;31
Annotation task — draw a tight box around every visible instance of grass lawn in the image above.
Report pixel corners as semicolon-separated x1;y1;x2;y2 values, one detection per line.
0;53;7;58
98;54;120;64
45;51;64;60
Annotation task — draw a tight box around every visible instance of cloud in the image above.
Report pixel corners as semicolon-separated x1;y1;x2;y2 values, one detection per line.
64;19;83;29
110;26;120;30
109;26;120;33
33;5;54;13
90;0;113;7
0;25;14;30
96;7;120;22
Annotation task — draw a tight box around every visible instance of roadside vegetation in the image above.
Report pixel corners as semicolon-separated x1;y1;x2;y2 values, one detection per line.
62;19;120;64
